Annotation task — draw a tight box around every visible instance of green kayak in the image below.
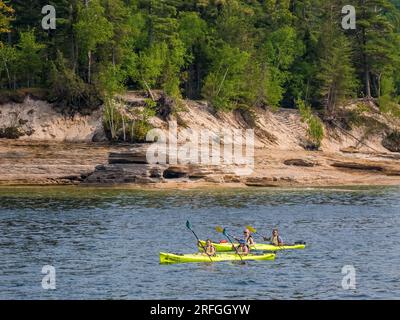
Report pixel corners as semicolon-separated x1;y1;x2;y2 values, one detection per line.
160;252;276;264
198;240;306;252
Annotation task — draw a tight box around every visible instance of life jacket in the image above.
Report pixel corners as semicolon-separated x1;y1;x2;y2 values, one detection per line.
237;244;250;254
246;235;255;245
271;235;282;246
205;245;216;256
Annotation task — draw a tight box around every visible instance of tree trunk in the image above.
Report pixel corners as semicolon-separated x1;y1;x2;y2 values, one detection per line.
88;50;92;84
362;27;372;98
364;63;371;98
143;79;156;101
2;60;11;89
112;47;115;67
70;4;76;72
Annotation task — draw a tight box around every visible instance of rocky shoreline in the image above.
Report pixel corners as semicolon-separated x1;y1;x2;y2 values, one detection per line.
1;94;400;188
1;140;399;188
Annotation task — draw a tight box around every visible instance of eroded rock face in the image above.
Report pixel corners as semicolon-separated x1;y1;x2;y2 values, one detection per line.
331;162;383;172
284;159;316;167
109;151;148;164
163;166;189;179
0;98;103;142
84;163;167;184
83;144;245;185
382;132;400;153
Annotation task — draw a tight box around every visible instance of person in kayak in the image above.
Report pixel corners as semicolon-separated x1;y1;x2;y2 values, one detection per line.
232;239;250;256
243;228;255;246
200;239;216;256
269;229;284;246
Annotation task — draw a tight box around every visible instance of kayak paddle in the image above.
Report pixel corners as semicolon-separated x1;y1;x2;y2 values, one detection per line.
215;226;245;264
246;225;270;242
223;228;246;264
215;226;240;241
186;221;213;262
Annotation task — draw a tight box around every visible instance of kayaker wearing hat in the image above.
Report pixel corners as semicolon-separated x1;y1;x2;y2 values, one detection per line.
243;228;255;246
200;239;216;256
233;239;250;256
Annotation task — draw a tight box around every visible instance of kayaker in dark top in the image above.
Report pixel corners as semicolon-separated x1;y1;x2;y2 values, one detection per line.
243;228;255;246
233;239;250;256
202;239;216;256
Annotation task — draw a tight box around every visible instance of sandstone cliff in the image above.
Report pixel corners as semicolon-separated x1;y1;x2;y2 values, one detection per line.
0;92;399;187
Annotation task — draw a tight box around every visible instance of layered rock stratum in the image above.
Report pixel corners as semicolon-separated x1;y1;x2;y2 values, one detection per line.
0;92;399;188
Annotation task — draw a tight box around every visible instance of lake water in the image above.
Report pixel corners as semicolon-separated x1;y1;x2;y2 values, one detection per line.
0;186;399;300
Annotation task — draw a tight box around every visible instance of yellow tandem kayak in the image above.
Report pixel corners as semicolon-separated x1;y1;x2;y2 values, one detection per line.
198;240;306;252
160;252;276;264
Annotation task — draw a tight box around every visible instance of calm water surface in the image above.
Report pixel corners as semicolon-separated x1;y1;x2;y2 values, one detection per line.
0;186;399;300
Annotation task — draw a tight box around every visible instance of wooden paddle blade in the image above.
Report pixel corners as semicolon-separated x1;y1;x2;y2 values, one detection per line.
215;226;224;233
246;225;257;233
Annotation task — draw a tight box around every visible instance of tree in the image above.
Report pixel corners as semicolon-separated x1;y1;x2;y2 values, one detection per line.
202;44;250;110
0;43;17;88
0;0;14;34
317;33;358;114
16;29;45;88
352;0;400;98
74;0;113;83
178;11;208;98
315;2;358;114
1;0;399;118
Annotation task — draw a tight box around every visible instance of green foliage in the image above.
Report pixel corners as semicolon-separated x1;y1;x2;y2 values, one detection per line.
131;102;156;142
1;0;400;118
48;52;102;113
297;99;324;149
202;44;250;111
378;73;400;117
0;0;13;34
103;98;156;142
317;28;358;114
15;30;45;87
74;0;113;54
97;63;126;99
0;43;17;88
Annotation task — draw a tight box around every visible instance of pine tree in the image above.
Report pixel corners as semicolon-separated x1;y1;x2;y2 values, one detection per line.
315;1;358;114
352;0;399;98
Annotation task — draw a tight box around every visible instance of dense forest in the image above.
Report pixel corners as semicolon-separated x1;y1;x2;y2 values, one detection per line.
0;0;400;117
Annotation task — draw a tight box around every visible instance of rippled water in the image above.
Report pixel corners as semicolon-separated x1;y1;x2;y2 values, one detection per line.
0;186;399;300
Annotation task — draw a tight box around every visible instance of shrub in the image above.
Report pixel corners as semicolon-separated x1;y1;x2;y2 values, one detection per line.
297;99;324;149
103;99;155;143
379;95;400;118
0;126;24;139
48;52;102;115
